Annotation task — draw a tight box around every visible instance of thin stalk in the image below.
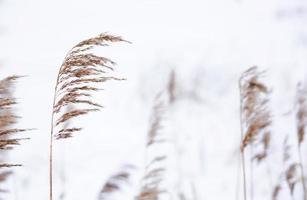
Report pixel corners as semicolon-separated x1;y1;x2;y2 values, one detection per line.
49;69;61;200
298;146;307;200
236;148;241;200
250;146;254;200
240;145;247;200
239;80;247;200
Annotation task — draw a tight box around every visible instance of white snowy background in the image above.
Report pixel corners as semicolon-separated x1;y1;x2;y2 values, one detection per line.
1;0;307;199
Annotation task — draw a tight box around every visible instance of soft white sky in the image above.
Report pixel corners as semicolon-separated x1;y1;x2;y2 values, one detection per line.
1;0;307;199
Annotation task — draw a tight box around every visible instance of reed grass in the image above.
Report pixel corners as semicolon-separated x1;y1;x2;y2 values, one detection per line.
295;82;307;199
2;35;307;200
0;75;31;196
49;33;127;200
135;93;167;200
239;66;272;200
98;165;135;200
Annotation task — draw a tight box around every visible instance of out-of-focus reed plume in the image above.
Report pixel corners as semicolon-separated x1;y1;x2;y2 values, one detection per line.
295;82;307;199
98;165;135;200
272;136;300;200
296;82;307;145
0;76;30;196
239;66;271;155
239;66;272;200
135;94;167;200
167;70;177;104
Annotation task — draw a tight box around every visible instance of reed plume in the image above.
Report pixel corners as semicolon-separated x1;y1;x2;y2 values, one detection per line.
135;94;167;200
98;165;134;200
240;66;271;153
284;138;301;198
272;136;297;200
295;82;307;199
0;76;30;196
296;82;307;145
167;70;194;200
272;184;281;200
49;33;127;200
239;66;272;200
167;70;177;104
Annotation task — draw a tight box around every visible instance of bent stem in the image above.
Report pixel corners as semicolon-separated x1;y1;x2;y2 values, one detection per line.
49;70;61;200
